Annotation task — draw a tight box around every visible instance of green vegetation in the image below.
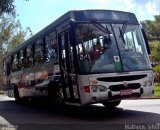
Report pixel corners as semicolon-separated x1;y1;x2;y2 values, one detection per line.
0;1;32;90
141;15;160;40
142;16;160;83
155;83;160;97
0;0;14;15
0;0;28;15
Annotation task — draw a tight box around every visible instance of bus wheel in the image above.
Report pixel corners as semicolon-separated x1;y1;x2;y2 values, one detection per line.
14;86;21;102
52;91;63;106
48;86;63;106
102;100;121;109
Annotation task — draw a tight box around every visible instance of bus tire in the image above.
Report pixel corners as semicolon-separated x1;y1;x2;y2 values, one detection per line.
52;91;63;106
102;100;121;109
14;86;21;102
48;82;63;106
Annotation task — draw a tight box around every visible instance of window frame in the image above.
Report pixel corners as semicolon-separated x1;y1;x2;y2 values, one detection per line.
34;38;44;64
44;32;58;63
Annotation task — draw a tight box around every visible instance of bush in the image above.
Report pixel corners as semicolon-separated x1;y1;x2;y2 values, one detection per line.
153;65;160;82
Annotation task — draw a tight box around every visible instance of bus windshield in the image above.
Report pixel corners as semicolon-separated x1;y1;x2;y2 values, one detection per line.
75;23;151;74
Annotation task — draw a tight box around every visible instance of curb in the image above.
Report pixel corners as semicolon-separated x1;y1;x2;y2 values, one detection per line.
140;96;160;99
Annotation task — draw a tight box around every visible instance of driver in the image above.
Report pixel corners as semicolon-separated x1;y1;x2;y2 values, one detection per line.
92;38;102;60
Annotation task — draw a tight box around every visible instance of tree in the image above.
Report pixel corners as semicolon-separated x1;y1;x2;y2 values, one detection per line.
0;13;32;55
0;0;29;15
149;41;160;64
141;15;160;40
141;15;160;82
0;0;14;14
153;65;160;82
0;13;32;89
148;40;160;82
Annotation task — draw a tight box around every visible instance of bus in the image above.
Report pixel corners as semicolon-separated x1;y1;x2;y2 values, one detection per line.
2;10;154;108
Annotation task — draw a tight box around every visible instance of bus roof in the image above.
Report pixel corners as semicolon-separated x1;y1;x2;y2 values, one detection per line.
6;9;138;57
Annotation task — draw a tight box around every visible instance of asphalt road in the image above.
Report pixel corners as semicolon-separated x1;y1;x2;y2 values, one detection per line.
0;95;160;130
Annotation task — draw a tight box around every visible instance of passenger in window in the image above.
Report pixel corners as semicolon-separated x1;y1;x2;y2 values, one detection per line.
92;39;102;60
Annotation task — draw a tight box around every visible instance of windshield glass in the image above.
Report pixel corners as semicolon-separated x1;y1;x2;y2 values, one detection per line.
114;24;151;71
75;23;151;74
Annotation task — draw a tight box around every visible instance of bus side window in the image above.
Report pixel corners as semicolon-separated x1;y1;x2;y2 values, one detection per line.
4;57;11;75
11;54;19;72
3;60;7;75
17;52;21;70
19;49;25;69
26;45;34;67
44;32;57;62
34;39;44;64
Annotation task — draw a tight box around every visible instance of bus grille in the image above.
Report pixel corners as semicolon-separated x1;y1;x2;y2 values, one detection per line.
97;74;147;82
109;83;141;92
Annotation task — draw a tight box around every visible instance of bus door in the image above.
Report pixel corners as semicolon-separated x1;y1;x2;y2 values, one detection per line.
58;30;80;103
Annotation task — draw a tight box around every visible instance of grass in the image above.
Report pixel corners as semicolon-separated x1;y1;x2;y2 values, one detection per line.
155;83;160;97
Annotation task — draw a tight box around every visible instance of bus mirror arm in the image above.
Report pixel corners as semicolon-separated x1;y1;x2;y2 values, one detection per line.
141;28;150;55
69;19;76;46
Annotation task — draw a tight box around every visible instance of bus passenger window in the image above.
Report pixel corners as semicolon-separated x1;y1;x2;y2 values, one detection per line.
26;45;34;67
44;32;57;62
3;60;7;75
3;59;11;75
19;50;25;69
11;54;19;72
34;39;44;64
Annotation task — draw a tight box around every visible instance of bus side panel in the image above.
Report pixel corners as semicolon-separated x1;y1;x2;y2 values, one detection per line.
19;62;60;97
34;62;56;97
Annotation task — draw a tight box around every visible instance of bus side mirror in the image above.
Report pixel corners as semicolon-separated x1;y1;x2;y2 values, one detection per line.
141;29;150;54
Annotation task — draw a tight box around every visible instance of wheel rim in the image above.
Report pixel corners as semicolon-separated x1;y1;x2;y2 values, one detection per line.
53;92;62;106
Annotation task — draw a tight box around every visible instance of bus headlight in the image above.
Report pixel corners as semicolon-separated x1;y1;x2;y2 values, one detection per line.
90;85;98;92
90;85;107;92
99;86;107;92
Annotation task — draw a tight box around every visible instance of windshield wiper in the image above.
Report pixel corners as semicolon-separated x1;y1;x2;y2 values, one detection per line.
119;27;125;43
90;20;112;35
119;24;128;44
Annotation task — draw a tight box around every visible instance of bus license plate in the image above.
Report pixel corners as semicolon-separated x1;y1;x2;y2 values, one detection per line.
120;89;132;96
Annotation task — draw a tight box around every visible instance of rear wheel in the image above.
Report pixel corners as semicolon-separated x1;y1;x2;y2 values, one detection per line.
14;86;21;102
52;91;63;106
102;100;121;109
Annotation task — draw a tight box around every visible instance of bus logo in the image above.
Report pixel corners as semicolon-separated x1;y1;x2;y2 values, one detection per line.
123;81;128;87
90;80;98;85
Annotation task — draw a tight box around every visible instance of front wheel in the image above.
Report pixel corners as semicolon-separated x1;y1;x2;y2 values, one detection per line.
48;85;63;107
102;100;121;109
